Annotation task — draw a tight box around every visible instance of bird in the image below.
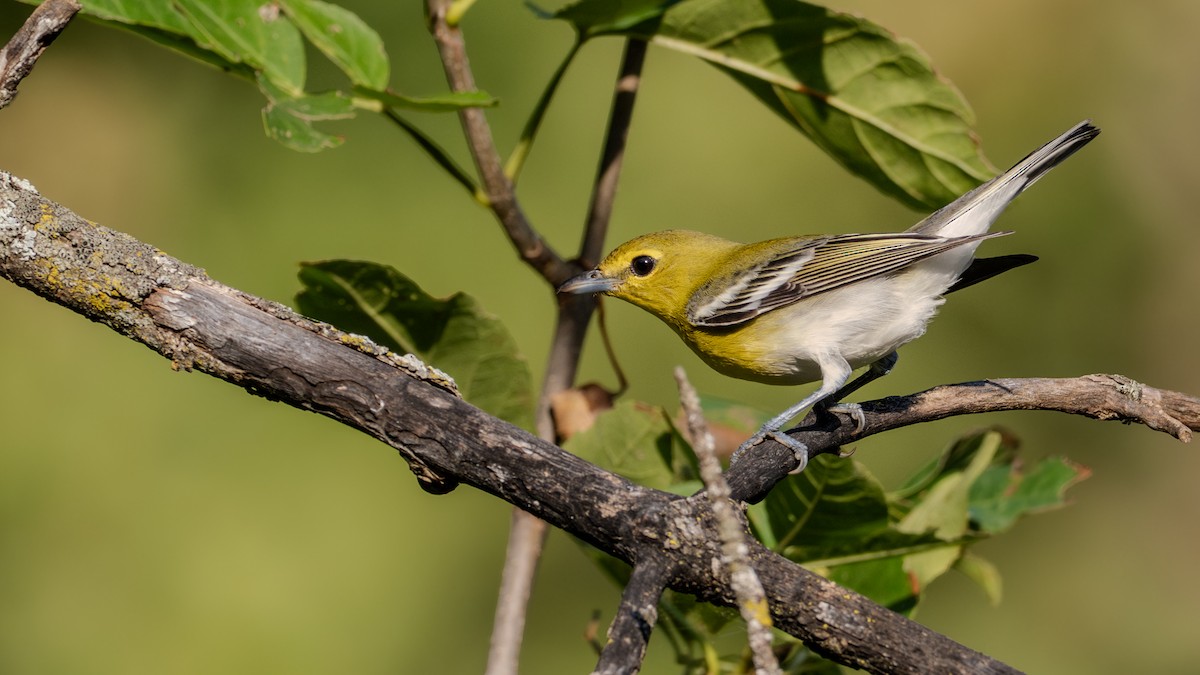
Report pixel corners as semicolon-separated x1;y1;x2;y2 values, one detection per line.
559;120;1100;471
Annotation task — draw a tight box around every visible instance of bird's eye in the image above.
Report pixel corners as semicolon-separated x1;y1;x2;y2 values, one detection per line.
630;255;657;277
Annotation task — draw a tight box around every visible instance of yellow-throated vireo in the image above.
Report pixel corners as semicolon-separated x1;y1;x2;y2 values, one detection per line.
559;121;1099;471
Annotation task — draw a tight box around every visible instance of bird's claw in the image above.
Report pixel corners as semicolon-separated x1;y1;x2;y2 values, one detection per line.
770;431;810;474
732;429;810;475
825;402;867;434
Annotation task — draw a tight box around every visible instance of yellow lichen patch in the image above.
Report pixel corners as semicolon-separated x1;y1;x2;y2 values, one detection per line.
39;258;132;316
742;597;773;627
35;203;56;230
73;276;130;314
39;258;60;287
339;333;374;350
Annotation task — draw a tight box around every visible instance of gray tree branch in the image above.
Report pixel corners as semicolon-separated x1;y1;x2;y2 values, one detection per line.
592;557;667;675
727;374;1198;504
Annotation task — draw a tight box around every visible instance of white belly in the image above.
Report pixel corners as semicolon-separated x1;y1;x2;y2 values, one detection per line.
750;262;958;383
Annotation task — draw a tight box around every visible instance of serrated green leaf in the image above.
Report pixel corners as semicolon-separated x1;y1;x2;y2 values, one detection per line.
280;0;389;89
969;456;1089;533
261;99;347;151
794;525;962;610
294;261;535;431
565;0;994;209
175;0;306;94
24;0;245;75
562;400;682;491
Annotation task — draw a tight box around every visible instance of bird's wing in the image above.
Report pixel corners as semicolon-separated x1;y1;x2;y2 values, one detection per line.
687;232;1001;327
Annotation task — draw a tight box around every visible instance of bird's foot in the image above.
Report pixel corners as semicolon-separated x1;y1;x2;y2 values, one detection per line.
733;428;810;475
824;402;866;434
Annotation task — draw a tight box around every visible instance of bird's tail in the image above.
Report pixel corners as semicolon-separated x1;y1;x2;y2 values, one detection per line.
909;120;1100;238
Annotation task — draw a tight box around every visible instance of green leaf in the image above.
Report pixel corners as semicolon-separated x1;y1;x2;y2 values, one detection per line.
969;456;1090;533
174;0;306;94
897;431;1001;539
757;454;892;558
355;87;499;112
295;261;535;431
550;0;679;35
796;524;956;611
826;557;917;615
280;0;389;89
901;545;961;597
955;552;1003;605
563;0;994;209
756;432;996;609
562;401;684;492
31;1;246;75
892;429;1017;500
76;0;195;33
259;76;356;152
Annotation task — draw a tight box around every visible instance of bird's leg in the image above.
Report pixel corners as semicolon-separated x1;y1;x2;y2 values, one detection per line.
828;352;898;404
820;352;899;433
732;356;851;474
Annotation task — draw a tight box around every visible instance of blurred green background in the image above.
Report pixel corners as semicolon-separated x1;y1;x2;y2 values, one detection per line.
1;1;1198;673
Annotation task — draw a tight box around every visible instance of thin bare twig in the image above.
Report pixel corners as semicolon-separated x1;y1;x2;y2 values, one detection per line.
675;367;780;675
484;507;546;675
425;0;571;285
0;0;80;111
579;38;647;267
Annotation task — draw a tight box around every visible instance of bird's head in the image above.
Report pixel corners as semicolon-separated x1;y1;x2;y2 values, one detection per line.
558;230;738;325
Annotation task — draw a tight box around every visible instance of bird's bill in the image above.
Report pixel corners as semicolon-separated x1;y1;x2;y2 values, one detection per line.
558;269;620;295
